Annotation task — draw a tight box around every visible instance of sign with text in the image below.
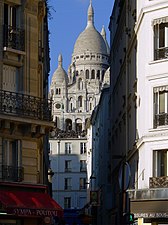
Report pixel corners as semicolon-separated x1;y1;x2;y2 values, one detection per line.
134;212;168;218
7;208;59;217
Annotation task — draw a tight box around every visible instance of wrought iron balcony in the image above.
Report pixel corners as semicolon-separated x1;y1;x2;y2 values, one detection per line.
149;176;168;188
154;47;168;60
0;89;52;121
3;25;25;52
2;165;24;182
154;113;168;128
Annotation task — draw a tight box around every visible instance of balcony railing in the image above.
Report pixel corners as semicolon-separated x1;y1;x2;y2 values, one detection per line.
2;165;24;182
0;90;52;121
65;168;71;172
154;47;168;60
3;25;25;52
149;176;168;188
154;113;168;128
64;186;72;190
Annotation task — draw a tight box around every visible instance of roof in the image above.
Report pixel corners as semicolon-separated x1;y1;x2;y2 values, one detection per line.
73;1;108;56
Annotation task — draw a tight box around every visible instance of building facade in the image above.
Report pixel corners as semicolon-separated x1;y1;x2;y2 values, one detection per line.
0;0;63;224
109;0;168;225
49;1;110;223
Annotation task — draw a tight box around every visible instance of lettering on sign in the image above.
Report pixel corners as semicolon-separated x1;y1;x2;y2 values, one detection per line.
10;208;58;217
134;213;168;218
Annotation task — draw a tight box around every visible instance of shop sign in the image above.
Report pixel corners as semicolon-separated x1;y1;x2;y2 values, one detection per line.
134;213;168;218
7;208;58;217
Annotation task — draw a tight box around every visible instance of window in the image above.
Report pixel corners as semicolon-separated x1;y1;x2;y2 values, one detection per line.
65;143;72;154
65;160;71;172
78;96;83;107
2;139;23;181
153;150;168;177
80;143;86;154
91;70;95;79
86;69;89;79
80;160;87;172
64;178;71;190
4;4;17;27
78;78;83;90
154;17;168;60
3;3;24;51
97;70;100;79
154;86;168;127
79;178;87;189
64;197;71;209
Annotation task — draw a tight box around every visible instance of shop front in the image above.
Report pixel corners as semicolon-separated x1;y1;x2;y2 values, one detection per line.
129;189;168;225
0;183;63;225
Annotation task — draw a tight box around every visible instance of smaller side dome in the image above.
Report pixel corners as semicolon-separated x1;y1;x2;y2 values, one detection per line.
101;26;110;55
51;54;68;85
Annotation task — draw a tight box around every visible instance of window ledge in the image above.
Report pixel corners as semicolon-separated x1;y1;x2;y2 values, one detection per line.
149;58;168;65
149;126;168;132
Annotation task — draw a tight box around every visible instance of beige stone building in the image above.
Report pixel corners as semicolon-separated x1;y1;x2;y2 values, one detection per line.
0;0;63;224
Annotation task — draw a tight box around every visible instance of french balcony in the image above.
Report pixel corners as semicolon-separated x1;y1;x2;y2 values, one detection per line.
154;113;168;128
0;89;52;122
149;176;168;188
3;25;25;52
2;165;24;182
65;168;71;172
64;186;72;190
154;47;168;61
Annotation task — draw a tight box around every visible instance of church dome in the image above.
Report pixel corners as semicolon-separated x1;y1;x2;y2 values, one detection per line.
73;1;108;56
51;54;68;85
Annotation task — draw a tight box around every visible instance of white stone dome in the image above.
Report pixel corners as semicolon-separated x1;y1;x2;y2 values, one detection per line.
73;26;108;55
51;54;68;85
73;1;108;56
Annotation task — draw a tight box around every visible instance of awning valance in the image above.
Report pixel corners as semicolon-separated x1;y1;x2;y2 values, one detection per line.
152;16;168;26
0;190;63;218
154;85;168;93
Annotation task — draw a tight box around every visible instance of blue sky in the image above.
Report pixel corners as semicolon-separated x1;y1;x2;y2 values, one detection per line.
48;0;114;85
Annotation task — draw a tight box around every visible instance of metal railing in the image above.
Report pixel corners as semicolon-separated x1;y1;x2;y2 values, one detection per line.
149;176;168;188
0;89;52;121
154;47;168;60
2;165;24;182
154;113;168;128
3;25;25;51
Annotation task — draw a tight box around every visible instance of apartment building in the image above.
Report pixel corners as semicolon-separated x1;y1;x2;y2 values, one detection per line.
0;0;63;224
109;0;168;225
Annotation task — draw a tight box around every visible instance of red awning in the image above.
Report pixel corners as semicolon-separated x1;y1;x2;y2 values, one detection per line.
0;190;63;218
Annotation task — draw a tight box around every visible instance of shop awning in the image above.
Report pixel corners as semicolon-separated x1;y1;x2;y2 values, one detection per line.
0;190;63;218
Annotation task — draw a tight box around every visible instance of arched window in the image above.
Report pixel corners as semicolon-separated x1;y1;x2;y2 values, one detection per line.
59;88;61;94
89;97;93;111
69;98;73;112
78;96;83;107
78;78;83;90
56;88;59;94
102;70;105;81
85;70;89;79
76;118;82;133
97;70;100;79
91;70;95;79
65;119;72;131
